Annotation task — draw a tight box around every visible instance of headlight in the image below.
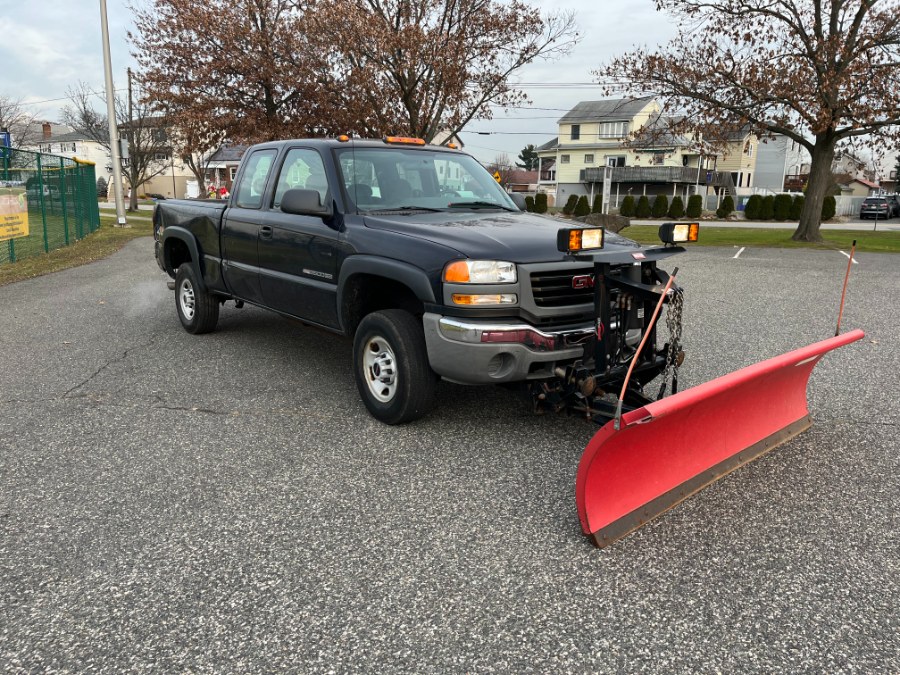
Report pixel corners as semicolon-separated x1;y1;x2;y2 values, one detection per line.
557;227;605;253
659;222;699;244
443;260;517;284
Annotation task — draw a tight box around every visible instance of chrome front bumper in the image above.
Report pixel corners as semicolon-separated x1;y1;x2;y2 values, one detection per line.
422;313;594;384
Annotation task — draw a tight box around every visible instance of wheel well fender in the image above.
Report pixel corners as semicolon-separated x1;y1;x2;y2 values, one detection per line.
338;256;436;335
161;227;204;289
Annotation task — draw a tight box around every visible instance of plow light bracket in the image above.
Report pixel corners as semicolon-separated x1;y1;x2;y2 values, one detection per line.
558;227;605;253
659;222;699;245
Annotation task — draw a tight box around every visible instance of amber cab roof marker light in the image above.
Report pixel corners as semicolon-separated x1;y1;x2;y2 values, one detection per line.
383;136;426;146
337;134;351;142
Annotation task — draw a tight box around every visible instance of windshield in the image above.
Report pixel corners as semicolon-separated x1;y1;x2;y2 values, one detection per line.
335;146;517;213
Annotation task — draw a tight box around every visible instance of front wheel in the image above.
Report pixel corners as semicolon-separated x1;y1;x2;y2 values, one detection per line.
353;310;437;424
175;265;219;334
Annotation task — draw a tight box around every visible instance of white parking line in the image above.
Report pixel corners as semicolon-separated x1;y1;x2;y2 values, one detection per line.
732;247;746;259
839;250;859;264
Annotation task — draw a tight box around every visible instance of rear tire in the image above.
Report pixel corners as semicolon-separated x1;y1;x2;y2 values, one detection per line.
353;310;437;424
175;265;219;334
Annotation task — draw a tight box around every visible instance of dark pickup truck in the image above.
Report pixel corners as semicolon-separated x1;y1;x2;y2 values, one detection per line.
154;137;693;424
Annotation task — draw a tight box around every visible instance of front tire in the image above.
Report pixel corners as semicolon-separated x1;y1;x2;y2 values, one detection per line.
175;265;219;334
353;310;437;424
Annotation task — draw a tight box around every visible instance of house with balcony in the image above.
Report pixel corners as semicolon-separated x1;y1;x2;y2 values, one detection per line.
535;97;759;208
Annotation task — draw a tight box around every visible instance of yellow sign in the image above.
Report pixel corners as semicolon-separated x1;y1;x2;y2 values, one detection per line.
0;187;29;242
493;171;502;183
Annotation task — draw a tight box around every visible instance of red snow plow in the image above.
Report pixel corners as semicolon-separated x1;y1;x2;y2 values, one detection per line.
575;328;864;547
538;228;863;548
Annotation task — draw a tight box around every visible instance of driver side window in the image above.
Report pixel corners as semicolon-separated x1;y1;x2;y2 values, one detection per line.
273;148;328;209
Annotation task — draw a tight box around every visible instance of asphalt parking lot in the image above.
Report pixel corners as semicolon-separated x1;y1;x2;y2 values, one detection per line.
1;239;897;673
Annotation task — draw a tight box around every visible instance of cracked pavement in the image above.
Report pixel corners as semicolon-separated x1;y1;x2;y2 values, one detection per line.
0;239;897;673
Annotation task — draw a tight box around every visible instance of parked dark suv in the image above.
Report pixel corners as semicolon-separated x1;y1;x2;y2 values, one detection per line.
860;197;893;219
887;195;900;217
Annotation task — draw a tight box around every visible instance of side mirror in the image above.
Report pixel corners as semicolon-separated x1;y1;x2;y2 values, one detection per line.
281;188;332;217
509;193;527;210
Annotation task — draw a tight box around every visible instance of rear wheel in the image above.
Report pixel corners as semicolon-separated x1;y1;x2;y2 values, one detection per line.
353;310;437;424
175;265;219;334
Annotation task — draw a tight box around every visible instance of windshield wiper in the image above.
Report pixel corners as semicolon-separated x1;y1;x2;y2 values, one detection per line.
446;201;515;211
367;205;444;214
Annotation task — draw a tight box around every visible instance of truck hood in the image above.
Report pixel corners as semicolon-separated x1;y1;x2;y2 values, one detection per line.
362;210;645;263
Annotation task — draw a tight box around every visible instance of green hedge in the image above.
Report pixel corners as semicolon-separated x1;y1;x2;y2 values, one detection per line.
592;194;603;213
651;194;669;218
773;194;792;221
635;195;651;218
563;194;578;216
744;194;762;220
760;195;774;220
822;195;836;220
715;195;734;219
574;195;590;217
789;194;805;220
524;195;535;212
535;193;548;214
619;195;635;217
686;195;703;218
668;196;685;219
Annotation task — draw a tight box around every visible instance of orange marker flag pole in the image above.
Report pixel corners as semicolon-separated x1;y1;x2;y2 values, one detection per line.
614;267;678;431
835;240;856;337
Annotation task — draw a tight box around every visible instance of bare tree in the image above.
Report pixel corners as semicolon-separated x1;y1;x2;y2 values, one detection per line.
131;0;578;146
131;0;352;145
0;95;40;148
487;152;515;185
319;0;579;142
63;82;170;210
597;0;900;241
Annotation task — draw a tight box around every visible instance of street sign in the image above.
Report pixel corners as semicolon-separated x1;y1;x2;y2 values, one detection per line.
0;187;29;242
493;171;502;183
0;131;11;148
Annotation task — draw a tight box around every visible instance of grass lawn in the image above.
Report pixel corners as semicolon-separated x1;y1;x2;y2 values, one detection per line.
622;225;900;253
3;213;896;288
0;214;153;287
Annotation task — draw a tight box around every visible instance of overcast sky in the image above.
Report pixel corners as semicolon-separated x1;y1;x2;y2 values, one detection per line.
0;0;676;164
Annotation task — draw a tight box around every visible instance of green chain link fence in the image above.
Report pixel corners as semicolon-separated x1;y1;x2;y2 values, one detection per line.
0;147;101;265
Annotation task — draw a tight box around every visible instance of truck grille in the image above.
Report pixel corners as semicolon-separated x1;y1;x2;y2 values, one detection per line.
530;267;594;307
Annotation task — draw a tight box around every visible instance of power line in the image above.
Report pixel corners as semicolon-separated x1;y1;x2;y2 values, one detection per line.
18;89;128;107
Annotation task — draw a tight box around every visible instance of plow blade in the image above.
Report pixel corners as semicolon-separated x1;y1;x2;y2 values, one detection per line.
576;329;865;548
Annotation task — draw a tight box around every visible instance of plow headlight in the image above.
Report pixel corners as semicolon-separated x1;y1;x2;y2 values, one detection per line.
443;260;517;284
659;222;699;244
558;227;605;253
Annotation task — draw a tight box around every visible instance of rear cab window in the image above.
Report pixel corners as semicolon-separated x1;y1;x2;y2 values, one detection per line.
234;150;277;209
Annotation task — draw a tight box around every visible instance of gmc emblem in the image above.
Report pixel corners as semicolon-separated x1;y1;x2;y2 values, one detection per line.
572;274;594;289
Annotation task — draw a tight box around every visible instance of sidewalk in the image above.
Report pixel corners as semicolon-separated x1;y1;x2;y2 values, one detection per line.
98;201;155;212
630;218;900;232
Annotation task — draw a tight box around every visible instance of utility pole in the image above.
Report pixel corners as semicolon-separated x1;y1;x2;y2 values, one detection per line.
127;67;134;211
100;0;127;226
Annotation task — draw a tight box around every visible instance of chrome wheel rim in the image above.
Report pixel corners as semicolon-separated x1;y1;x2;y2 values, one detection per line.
363;335;397;403
179;278;196;321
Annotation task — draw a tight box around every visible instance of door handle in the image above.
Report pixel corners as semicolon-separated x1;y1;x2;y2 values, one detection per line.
260;225;273;238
